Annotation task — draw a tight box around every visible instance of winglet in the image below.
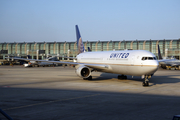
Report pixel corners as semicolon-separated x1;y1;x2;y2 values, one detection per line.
158;44;163;60
76;25;85;54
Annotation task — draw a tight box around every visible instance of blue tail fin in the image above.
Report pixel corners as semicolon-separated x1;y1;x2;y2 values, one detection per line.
88;47;91;52
76;25;85;54
158;44;162;60
27;55;31;59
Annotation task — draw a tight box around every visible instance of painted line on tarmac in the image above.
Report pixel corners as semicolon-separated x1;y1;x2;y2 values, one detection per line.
3;94;101;111
119;89;130;92
119;89;138;92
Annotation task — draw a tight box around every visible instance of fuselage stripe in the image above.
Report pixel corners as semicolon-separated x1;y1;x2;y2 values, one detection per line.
78;62;158;67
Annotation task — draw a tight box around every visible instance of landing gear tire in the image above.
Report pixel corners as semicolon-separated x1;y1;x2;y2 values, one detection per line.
83;75;92;80
143;75;149;87
142;81;149;87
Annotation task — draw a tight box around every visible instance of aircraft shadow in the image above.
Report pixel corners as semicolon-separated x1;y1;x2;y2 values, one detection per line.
1;87;180;120
91;72;180;86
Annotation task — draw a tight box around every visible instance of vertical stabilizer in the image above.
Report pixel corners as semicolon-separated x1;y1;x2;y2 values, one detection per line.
158;44;163;60
27;55;31;59
88;47;91;52
76;25;85;54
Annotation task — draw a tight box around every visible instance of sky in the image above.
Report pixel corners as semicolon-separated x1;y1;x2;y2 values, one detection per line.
0;0;180;43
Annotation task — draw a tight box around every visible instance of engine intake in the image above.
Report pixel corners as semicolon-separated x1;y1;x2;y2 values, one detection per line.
76;66;91;78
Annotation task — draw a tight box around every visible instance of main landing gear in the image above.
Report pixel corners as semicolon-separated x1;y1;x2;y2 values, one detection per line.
118;75;127;80
142;75;149;87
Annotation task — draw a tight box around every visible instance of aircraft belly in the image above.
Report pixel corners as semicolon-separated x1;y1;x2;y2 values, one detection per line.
108;65;158;76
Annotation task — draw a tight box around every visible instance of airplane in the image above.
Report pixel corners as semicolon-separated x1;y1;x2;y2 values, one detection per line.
158;44;180;69
6;25;159;86
5;55;30;65
88;47;91;52
23;56;59;67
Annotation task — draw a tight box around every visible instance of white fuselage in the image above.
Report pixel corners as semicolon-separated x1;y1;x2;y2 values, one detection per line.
76;50;159;76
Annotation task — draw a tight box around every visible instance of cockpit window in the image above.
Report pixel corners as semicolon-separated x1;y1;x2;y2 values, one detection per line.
153;57;157;60
148;57;153;60
142;57;147;60
142;57;157;60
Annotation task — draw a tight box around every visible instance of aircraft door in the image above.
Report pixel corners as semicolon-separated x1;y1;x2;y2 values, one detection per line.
131;55;135;66
141;56;144;67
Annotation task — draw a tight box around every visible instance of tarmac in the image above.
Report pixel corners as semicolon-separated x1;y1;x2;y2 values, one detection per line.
0;65;180;120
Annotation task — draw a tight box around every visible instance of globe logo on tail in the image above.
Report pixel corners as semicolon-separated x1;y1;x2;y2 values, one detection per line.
78;37;85;54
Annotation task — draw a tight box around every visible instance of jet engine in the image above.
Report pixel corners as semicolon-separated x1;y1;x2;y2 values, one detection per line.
76;66;91;78
160;64;167;69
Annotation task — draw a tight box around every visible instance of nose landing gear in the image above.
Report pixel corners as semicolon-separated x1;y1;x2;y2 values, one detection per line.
142;75;150;87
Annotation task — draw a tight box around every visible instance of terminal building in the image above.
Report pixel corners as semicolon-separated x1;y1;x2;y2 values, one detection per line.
0;39;180;60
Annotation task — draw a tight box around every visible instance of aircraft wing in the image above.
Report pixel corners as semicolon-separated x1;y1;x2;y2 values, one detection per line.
5;57;35;62
5;57;109;70
5;57;79;65
158;59;180;67
84;64;109;70
55;56;77;60
43;61;109;70
164;61;180;67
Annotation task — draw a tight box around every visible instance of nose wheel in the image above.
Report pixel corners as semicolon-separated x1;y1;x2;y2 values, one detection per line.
143;76;149;86
143;81;149;86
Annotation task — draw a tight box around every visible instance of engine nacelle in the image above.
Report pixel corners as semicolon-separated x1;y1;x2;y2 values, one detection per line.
160;64;167;69
76;66;91;78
